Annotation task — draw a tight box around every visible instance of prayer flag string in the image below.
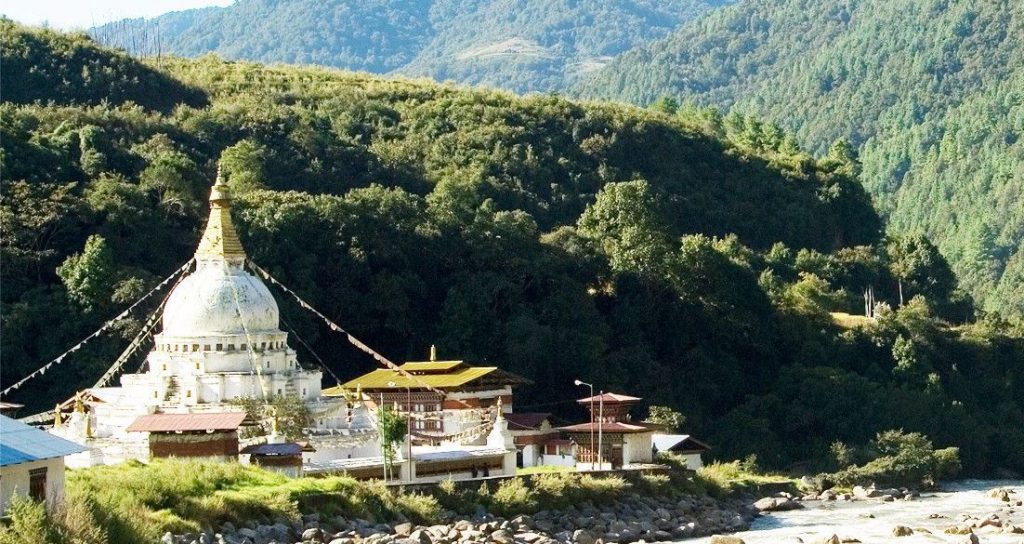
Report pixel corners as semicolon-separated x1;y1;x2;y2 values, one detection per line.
1;259;194;398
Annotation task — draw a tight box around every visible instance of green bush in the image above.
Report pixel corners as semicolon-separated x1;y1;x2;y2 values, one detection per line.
0;497;60;544
821;430;961;488
489;478;536;517
0;494;107;544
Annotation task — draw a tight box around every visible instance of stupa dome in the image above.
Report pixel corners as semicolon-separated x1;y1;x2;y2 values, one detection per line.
161;262;280;336
159;166;282;337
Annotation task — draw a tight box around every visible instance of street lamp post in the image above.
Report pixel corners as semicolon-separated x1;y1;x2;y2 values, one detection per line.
574;379;595;470
597;390;604;470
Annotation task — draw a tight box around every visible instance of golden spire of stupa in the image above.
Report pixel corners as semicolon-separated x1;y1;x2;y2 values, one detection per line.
195;164;247;262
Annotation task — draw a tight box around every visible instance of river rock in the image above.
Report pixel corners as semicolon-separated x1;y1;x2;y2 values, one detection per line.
394;523;414;536
708;536;745;544
892;526;914;536
302;527;324;542
852;486;878;499
515;532;543;543
409;529;432;544
814;535;840;544
990;488;1012;502
753;497;804;512
959;534;980;544
534;520;555;533
572;529;595;544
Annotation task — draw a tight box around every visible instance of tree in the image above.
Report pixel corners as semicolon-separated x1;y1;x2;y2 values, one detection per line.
577;180;671;277
885;235;957;308
821;139;861;178
377;403;407;481
220;139;269;194
230;394;312;442
650;95;679;115
644;405;686;431
57;234;117;311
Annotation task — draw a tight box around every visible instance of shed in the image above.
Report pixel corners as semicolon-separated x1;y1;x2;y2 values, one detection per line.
126;412;246;460
240;442;306;477
0;415;86;514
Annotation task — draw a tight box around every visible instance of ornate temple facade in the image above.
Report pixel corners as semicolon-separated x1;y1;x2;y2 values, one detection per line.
52;173;379;466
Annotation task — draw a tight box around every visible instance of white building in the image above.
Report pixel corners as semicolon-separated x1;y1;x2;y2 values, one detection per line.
51;172;378;465
560;393;655;470
651;434;710;470
0;415;85;515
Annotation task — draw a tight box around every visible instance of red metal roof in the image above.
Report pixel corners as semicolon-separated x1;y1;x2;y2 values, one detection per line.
126;412;246;433
576;392;642;404
559;421;653;434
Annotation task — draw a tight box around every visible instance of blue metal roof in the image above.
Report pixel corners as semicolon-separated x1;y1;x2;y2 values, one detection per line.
241;443;304;456
0;415;87;467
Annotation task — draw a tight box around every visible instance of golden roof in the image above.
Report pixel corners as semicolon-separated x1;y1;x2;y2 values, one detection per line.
324;361;529;394
195;166;246;261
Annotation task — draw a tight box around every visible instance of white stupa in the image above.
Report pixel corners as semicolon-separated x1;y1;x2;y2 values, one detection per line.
54;170;378;466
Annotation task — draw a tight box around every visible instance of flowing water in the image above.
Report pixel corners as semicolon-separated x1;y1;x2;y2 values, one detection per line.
691;480;1024;543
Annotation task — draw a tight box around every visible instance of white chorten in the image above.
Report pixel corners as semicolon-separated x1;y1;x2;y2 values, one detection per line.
56;170;378;466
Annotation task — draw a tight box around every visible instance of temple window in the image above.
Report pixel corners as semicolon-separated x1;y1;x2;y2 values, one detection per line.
227;344;235;351
181;344;187;352
153;391;158;398
265;361;270;368
261;342;267;350
186;390;192;398
241;344;247;350
216;343;223;351
302;388;307;396
195;362;200;370
162;364;167;371
204;345;210;352
192;344;199;352
277;388;282;396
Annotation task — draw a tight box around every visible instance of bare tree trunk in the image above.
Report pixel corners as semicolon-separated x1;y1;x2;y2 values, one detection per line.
898;280;904;307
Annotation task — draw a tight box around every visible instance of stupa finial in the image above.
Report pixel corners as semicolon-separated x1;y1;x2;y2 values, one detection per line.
195;161;246;261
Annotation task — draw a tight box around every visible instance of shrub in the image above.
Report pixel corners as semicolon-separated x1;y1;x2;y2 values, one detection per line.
821;430;961;488
0;497;60;544
489;478;536;517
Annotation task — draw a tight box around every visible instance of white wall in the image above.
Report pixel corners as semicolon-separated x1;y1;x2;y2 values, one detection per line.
520;444;540;467
0;457;66;515
623;432;654;465
681;452;704;469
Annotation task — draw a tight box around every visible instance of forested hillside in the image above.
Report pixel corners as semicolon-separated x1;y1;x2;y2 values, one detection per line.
2;23;1023;476
89;0;730;93
579;0;1024;318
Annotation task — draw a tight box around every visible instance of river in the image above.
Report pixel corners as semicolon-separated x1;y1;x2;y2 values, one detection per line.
691;480;1024;543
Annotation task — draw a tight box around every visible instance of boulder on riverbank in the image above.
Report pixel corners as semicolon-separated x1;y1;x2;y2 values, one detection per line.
891;525;914;536
753;497;805;512
165;491;757;544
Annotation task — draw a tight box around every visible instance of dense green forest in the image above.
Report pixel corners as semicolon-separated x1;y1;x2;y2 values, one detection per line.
2;22;1023;476
578;0;1024;319
89;0;731;94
